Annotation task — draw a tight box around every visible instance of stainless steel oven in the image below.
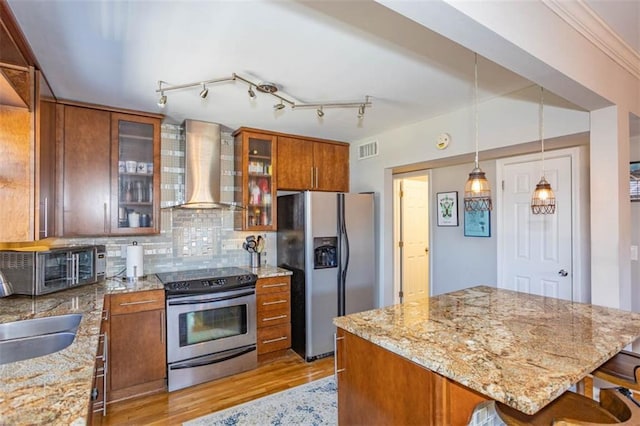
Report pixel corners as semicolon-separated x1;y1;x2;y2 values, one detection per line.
158;267;258;392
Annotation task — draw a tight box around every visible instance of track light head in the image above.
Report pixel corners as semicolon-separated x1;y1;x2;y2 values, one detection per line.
317;106;324;117
357;104;365;118
274;101;285;111
248;85;256;99
157;93;167;108
199;84;208;99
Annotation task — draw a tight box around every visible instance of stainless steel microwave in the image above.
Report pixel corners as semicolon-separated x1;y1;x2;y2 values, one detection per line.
0;245;106;295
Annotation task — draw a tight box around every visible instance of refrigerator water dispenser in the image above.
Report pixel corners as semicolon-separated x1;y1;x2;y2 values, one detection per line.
314;237;337;269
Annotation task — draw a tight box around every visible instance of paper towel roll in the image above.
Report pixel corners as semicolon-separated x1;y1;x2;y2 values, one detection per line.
126;242;144;278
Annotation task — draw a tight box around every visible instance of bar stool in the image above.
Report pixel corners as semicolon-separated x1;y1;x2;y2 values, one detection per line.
494;388;638;425
592;351;640;392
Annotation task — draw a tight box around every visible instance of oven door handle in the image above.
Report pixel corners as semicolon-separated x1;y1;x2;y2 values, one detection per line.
169;345;256;370
167;290;255;306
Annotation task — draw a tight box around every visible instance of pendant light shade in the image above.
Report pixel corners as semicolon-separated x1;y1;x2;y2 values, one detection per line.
464;167;493;211
463;53;492;212
530;87;556;215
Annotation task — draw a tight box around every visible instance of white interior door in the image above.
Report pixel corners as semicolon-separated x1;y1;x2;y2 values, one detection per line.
500;155;573;300
400;176;430;302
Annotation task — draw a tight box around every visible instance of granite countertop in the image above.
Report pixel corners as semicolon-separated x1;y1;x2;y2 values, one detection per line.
0;275;163;425
333;285;640;415
0;267;290;425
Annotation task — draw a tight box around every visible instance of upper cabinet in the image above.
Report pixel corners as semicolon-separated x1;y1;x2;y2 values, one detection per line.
278;136;349;192
234;129;277;231
111;113;160;235
57;103;161;237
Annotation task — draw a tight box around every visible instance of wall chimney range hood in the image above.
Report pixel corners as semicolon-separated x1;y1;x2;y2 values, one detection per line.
169;119;239;209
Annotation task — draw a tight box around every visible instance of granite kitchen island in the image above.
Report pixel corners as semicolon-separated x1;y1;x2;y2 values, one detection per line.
333;286;640;425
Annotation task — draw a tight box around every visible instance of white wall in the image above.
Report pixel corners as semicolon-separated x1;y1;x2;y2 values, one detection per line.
350;86;589;307
430;161;497;296
632;135;640;311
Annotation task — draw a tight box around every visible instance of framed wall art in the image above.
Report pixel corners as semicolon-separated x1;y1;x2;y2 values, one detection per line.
436;191;458;227
631;161;640;202
464;209;491;237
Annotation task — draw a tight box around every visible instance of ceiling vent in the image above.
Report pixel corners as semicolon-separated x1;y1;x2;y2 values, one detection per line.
358;140;378;160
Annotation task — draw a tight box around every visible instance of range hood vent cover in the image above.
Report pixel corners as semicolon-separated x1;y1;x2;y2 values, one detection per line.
168;119;239;209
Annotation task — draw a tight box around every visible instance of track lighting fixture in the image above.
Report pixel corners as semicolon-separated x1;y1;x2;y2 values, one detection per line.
157;93;167;108
463;53;492;212
531;87;556;215
154;72;371;121
199;84;209;99
156;81;167;107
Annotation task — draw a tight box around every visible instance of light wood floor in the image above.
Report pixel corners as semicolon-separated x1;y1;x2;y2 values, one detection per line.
100;351;334;425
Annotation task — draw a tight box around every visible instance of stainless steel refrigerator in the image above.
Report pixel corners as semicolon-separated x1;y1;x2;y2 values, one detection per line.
277;191;375;361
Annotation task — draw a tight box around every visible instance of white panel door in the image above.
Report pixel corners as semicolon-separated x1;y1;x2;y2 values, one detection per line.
501;156;572;300
401;176;430;303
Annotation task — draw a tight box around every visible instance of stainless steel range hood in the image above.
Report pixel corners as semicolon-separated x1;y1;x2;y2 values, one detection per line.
170;119;237;209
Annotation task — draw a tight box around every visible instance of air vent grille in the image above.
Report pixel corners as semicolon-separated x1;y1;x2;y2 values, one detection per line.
0;252;33;269
358;140;378;160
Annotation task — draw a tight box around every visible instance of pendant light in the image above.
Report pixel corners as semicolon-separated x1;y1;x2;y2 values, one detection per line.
531;87;556;214
464;53;492;212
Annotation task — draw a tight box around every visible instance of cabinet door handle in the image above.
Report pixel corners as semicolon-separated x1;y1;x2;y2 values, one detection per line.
118;299;158;306
103;202;108;234
315;167;319;188
261;282;288;289
262;299;287;306
334;333;345;382
102;331;108;416
42;197;48;238
262;336;288;344
310;167;314;188
262;314;288;322
160;310;165;344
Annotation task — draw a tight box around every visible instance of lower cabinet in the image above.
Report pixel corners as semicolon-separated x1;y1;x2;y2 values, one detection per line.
256;276;291;358
336;328;488;425
107;289;166;403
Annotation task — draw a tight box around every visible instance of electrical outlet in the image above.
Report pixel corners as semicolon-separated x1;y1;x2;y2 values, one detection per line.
631;245;638;261
120;245;128;259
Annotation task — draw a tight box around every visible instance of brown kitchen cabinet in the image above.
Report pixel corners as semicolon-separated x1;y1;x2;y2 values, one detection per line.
277;136;349;192
233;129;277;231
106;289;166;403
256;276;291;359
56;102;161;236
335;328;487;425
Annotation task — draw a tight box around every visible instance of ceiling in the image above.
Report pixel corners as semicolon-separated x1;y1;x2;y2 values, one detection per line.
6;0;638;142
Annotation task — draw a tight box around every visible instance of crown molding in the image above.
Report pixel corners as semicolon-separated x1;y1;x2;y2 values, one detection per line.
543;0;640;80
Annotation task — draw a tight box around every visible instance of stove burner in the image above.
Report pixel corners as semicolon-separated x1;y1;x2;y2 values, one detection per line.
157;267;257;295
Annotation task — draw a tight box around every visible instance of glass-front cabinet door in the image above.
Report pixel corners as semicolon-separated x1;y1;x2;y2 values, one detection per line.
111;113;161;235
234;129;277;231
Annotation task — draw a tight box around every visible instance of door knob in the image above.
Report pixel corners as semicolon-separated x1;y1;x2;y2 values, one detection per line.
558;269;568;277
424;247;429;253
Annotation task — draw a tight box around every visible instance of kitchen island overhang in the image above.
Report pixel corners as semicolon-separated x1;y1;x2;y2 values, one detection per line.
333;285;640;416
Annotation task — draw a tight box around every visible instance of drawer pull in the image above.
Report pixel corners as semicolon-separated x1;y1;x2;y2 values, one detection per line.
262;299;287;306
262;336;288;344
118;299;158;306
262;314;288;322
261;283;288;289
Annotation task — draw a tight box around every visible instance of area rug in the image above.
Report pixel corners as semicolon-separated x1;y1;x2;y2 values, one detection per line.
183;376;337;426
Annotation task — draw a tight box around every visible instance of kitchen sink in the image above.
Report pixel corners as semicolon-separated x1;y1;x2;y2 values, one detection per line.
0;314;82;341
0;332;77;365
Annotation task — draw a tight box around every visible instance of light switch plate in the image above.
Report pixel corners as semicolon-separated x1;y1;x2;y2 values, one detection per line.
631;245;638;261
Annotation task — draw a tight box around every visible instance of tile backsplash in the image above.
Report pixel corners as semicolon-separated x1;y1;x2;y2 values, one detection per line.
48;122;275;278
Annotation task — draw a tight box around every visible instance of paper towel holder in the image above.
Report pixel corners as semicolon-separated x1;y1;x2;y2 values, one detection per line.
126;241;144;282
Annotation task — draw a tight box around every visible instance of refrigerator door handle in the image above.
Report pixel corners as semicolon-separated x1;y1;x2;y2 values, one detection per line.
337;193;350;316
